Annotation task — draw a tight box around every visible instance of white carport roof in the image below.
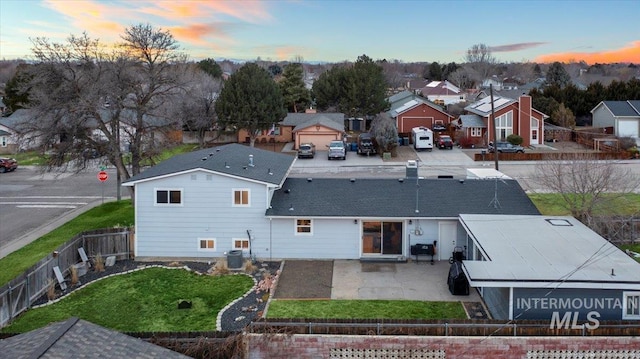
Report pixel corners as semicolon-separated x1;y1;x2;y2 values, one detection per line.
460;214;640;290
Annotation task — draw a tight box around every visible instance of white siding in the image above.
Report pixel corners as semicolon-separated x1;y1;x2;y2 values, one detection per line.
135;170;271;258
592;105;615;128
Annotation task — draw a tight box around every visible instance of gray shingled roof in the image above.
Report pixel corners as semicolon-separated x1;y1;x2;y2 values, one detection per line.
458;115;486;128
123;143;295;186
280;112;344;127
266;178;540;217
600;100;640;117
387;90;416;104
0;317;189;359
0;108;35;133
292;115;345;132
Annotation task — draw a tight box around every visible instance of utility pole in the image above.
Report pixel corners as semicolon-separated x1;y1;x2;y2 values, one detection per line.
490;84;499;171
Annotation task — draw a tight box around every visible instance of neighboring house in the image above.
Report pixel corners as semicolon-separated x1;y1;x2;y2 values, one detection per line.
590;100;640;142
0;317;189;358
481;77;503;91
0;109;42;153
419;80;466;105
461;95;548;147
237;111;345;149
460;214;640;321
387;91;455;135
123;144;540;262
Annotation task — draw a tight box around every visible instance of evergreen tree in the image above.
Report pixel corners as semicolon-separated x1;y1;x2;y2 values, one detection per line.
279;63;311;113
215;63;286;147
546;62;571;88
197;58;223;78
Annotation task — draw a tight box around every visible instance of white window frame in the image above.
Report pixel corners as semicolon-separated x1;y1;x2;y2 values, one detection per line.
1;136;6;147
155;188;183;206
471;127;482;137
295;219;313;235
198;238;216;251
232;188;250;207
495;111;513;141
232;238;250;251
623;291;640;319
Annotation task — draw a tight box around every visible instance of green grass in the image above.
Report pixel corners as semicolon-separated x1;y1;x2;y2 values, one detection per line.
266;299;467;319
12;151;51;166
0;200;134;286
529;193;640;216
620;243;640;263
1;268;254;333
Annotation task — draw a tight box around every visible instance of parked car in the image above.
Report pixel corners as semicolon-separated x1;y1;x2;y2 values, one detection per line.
327;140;347;160
297;143;316;158
356;133;377;156
0;157;18;173
436;135;454;149
488;141;525;153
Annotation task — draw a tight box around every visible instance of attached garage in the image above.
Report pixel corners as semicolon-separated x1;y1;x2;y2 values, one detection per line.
297;131;341;149
618;119;639;138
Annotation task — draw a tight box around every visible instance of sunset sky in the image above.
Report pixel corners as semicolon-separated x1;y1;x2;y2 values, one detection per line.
1;0;638;65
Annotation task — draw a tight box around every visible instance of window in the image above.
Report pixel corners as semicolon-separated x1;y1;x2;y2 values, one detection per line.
296;219;312;235
471;128;482;137
156;189;182;205
198;238;216;251
233;189;250;206
495;111;513;141
233;238;250;250
1;136;6;147
623;292;640;319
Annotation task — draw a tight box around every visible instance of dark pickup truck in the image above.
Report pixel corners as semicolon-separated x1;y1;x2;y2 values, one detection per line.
357;133;377;156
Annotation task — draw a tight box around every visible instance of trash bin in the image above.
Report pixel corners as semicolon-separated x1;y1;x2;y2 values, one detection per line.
351;142;357;151
227;250;243;269
403;137;409;146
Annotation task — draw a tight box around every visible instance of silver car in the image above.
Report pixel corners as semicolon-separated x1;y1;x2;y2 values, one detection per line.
327;140;347;160
297;143;316;158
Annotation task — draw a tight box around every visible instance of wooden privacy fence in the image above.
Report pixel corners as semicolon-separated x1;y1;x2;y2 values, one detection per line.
0;228;131;328
248;318;640;337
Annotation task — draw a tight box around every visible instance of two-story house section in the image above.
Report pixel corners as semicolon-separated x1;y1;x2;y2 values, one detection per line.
122;144;295;260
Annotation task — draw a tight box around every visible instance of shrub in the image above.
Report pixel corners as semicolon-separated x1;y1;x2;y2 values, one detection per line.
212;260;230;275
507;134;523;145
46;278;56;301
244;260;257;274
69;265;79;286
94;253;105;272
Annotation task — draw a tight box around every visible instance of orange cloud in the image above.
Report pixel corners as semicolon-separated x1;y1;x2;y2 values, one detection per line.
534;41;640;64
170;23;234;46
137;1;272;23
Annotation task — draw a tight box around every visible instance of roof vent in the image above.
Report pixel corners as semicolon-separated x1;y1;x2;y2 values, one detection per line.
398;178;404;183
459;179;464;184
268;168;273;175
209;153;214;157
350;178;356;183
288;204;294;211
307;178;312;182
201;157;207;161
225;162;230;169
249;154;255;167
285;189;291;193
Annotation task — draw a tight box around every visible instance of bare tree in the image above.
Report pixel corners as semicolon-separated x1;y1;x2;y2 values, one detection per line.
552;103;576;129
176;66;222;147
464;43;497;82
531;153;640;226
370;112;398;155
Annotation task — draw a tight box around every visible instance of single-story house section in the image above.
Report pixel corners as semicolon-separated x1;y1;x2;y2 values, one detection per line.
0;109;42;154
419;80;466;106
463;95;548;147
387;91;455;135
591;100;640;142
237;111;345;149
459;214;640;322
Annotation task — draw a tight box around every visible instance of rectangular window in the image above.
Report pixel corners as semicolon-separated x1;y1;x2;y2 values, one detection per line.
233;238;250;250
471;128;482;137
233;189;250;206
623;292;640;319
198;238;216;251
156;189;182;205
1;136;6;147
495;111;513;141
296;219;312;235
274;127;281;136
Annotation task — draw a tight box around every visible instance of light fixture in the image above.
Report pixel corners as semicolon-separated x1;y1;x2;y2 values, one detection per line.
316;124;321;131
353;219;358;224
409;220;413;225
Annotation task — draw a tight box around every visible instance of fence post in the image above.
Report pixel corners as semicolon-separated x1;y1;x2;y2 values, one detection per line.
513;323;517;336
308;322;312;334
445;322;448;336
377;322;381;335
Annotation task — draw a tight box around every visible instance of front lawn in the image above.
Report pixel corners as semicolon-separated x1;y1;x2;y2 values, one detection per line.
0;200;134;286
266;299;467;319
2;267;253;333
529;193;640;216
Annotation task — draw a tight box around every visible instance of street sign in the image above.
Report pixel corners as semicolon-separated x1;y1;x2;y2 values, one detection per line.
97;171;108;182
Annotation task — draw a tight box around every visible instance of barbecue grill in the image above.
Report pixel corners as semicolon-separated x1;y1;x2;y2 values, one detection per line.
410;241;437;265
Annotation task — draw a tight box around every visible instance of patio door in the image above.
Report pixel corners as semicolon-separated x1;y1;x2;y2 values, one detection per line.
362;221;403;256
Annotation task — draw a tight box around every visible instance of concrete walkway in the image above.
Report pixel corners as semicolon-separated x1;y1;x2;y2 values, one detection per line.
331;260;480;302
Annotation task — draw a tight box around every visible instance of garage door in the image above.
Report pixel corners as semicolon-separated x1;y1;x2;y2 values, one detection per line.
618;119;639;138
298;134;339;149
